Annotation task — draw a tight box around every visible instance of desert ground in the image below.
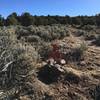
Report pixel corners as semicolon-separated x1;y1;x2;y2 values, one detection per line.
0;25;100;100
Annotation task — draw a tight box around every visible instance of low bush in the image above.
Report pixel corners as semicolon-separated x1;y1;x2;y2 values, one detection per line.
16;28;31;37
0;31;38;89
73;43;87;61
65;43;87;62
75;30;86;36
25;35;41;42
38;43;52;60
84;31;96;40
85;34;96;40
89;85;100;100
94;35;100;46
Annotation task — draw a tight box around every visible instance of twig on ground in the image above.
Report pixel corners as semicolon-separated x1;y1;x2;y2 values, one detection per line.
2;61;14;72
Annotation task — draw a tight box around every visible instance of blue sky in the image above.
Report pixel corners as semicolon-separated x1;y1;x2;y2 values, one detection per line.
0;0;100;17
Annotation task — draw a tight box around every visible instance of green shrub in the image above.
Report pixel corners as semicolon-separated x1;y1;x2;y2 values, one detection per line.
25;35;41;42
68;43;87;61
17;29;30;36
38;43;52;60
85;34;96;40
76;30;86;36
95;35;100;46
84;31;96;40
89;85;100;100
75;43;87;60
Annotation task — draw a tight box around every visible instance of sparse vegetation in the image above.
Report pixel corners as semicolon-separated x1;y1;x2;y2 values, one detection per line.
0;24;100;100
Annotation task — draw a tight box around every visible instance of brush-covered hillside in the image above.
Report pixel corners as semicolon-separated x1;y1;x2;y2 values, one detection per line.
0;25;100;100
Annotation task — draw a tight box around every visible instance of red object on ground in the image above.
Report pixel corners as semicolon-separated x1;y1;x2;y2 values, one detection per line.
51;44;59;51
49;44;63;62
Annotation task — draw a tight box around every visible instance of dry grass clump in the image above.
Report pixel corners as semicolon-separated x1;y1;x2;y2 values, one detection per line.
65;43;88;62
38;43;52;60
0;30;38;90
72;43;87;61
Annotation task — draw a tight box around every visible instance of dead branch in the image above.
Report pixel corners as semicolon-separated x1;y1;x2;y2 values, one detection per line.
2;61;14;72
0;50;6;60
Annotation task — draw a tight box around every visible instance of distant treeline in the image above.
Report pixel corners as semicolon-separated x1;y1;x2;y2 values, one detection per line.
0;12;100;26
